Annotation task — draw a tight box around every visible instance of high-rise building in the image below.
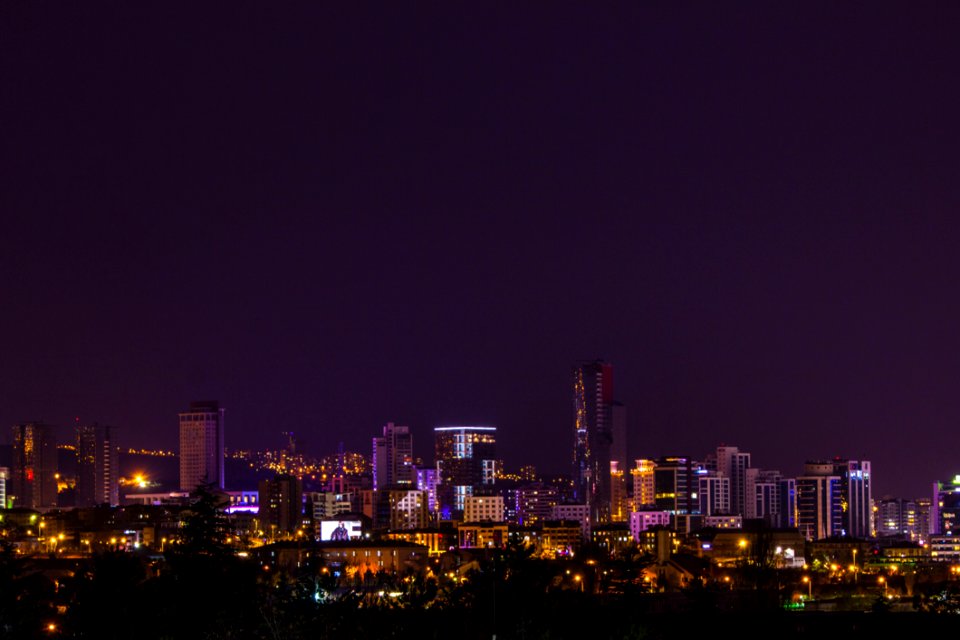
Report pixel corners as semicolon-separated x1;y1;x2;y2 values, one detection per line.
11;423;57;509
609;461;629;522
0;467;7;509
76;423;119;507
653;456;700;519
698;472;731;516
931;476;960;535
572;360;614;523
258;474;303;534
388;489;429;530
179;401;225;491
836;459;873;538
715;445;751;516
372;423;414;490
631;459;656;510
434;426;496;518
796;462;843;540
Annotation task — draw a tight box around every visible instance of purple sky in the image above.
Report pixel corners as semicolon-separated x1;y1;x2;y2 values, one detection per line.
2;4;960;498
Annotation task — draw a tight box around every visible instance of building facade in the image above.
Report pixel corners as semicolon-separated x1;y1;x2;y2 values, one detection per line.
178;401;225;491
11;423;57;509
76;423;119;507
372;423;414;490
572;360;615;523
434;426;497;518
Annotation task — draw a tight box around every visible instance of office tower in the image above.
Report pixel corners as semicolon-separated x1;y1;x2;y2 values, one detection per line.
434;426;496;518
372;422;414;490
715;445;751;516
11;423;57;509
632;459;656;510
796;462;843;540
652;456;699;518
698;472;731;516
179;401;225;491
76;423;119;507
835;459;873;538
258;474;303;534
0;467;6;509
572;360;614;522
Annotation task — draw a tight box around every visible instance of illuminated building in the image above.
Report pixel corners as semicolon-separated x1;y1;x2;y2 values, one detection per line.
308;492;353;521
258;474;303;534
653;456;699;520
836;459;873;538
796;463;842;540
931;476;960;535
516;482;559;526
458;522;507;549
744;468;795;528
388;489;428;530
876;496;920;539
609;461;629;522
630;511;671;540
76;423;119;507
698;472;730;516
551;503;591;539
11;422;57;509
572;360;614;523
0;467;7;508
703;515;742;529
178;401;225;490
631;459;656;510
434;426;496;518
715;445;751;516
592;523;632;555
372;423;414;490
463;495;504;523
415;466;438;512
541;520;583;556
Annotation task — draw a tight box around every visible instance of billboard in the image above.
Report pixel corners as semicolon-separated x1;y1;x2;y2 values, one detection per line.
319;520;363;541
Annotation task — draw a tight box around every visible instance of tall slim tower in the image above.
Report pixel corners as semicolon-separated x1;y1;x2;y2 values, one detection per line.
11;423;57;509
572;360;614;522
76;422;119;507
179;401;225;491
372;422;414;490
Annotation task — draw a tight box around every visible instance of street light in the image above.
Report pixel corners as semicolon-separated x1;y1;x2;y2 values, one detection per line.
802;575;812;599
878;576;886;596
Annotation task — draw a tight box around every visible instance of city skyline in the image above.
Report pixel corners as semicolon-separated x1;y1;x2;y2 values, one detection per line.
5;5;960;503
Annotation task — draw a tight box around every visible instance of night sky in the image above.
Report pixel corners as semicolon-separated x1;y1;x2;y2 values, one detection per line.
3;4;960;498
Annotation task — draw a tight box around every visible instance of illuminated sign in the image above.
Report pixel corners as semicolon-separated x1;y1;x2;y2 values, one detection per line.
319;520;363;541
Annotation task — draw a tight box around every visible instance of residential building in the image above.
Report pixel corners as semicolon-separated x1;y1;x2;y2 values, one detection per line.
434;426;496;518
372;423;414;490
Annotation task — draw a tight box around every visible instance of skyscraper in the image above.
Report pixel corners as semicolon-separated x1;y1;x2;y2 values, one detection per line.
836;459;873;538
372;422;414;490
76;422;119;507
11;423;57;509
179;401;225;491
434;425;496;518
715;445;751;516
796;462;843;540
572;360;614;522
